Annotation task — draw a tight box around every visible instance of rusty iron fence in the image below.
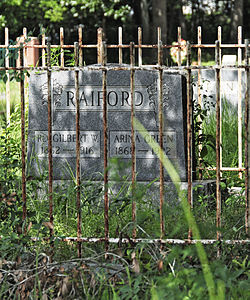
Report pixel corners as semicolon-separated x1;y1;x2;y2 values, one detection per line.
0;26;250;257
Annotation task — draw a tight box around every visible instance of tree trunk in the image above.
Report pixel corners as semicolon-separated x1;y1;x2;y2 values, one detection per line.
179;0;187;39
151;0;167;44
140;0;150;43
230;0;243;41
132;0;150;43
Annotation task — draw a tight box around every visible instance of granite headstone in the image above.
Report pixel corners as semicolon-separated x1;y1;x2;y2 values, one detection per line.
27;68;188;182
192;69;246;109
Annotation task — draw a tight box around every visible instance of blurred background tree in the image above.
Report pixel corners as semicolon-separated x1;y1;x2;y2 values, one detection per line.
0;0;249;61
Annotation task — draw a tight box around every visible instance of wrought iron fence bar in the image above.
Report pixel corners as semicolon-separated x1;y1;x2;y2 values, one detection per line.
130;42;136;239
23;28;27;67
74;42;81;258
0;64;248;71
47;42;54;237
97;28;103;64
1;40;249;50
215;40;222;246
27;237;250;245
4;27;10;125
20;46;27;233
2;65;249;72
177;27;182;66
78;25;83;67
102;41;109;252
157;31;165;239
245;39;250;236
42;29;46;67
118;27;123;64
197;26;202;179
217;26;222;65
187;41;193;240
138;27;142;66
198;167;246;171
60;27;64;67
238;26;243;179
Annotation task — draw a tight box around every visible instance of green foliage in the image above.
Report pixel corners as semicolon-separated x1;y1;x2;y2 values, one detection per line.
0;102;249;299
0;0;132;40
202;99;242;169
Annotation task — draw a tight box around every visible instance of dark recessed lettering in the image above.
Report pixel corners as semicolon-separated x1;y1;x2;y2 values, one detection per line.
135;91;143;106
108;91;118;106
66;91;75;106
121;91;129;106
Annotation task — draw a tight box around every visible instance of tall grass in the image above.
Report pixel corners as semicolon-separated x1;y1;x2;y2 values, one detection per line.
134;118;225;300
0;96;248;299
0;81;20;124
203;99;241;167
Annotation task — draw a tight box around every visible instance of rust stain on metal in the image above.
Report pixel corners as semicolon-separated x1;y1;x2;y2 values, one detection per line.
60;27;64;67
177;27;182;66
78;26;83;67
157;32;165;239
102;41;109;252
75;42;82;257
20;47;27;232
47;42;54;237
215;40;222;243
130;42;136;239
186;41;193;240
28;236;250;245
118;27;123;64
238;27;243;179
97;28;103;64
138;27;142;66
197;26;203;179
245;39;250;236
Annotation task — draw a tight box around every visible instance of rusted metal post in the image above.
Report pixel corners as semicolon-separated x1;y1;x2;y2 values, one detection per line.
5;28;10;125
157;29;165;239
97;28;103;64
197;26;203;179
74;42;82;257
186;41;193;240
217;27;223;174
60;27;64;67
217;27;222;65
118;27;123;64
20;46;27;232
138;27;142;66
177;27;182;66
42;28;46;67
22;28;27;67
22;28;29;104
102;41;109;252
47;42;54;237
245;39;250;236
130;42;136;239
238;27;243;179
215;40;222;247
78;25;83;67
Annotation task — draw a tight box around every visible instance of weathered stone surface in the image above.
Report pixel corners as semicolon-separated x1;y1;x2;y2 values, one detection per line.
192;69;246;109
27;69;188;181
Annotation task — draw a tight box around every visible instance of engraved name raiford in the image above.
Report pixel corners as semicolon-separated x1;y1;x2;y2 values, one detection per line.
41;79;170;113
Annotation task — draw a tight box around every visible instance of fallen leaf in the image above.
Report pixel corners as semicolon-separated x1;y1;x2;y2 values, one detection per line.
158;260;163;271
59;266;65;273
42;294;48;300
43;222;54;230
132;252;140;274
27;222;32;232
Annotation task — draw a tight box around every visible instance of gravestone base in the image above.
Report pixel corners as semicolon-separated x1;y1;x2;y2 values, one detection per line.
33;179;224;207
109;179;226;205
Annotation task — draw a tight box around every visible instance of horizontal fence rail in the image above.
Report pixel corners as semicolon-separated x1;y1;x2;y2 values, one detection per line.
0;26;250;258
